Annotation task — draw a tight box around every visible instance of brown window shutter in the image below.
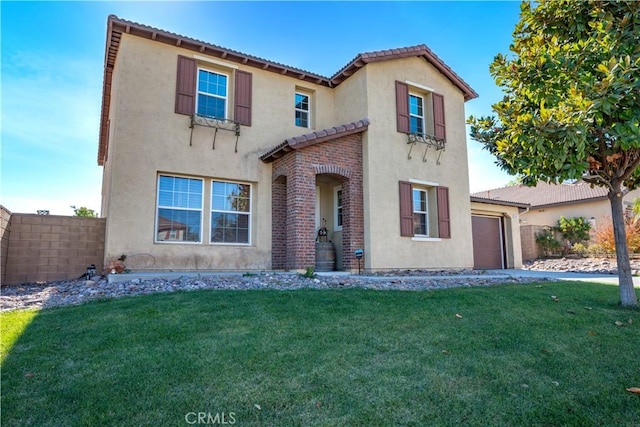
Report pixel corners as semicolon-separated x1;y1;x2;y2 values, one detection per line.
175;55;196;115
234;70;252;126
433;93;446;140
396;81;410;133
437;186;451;238
399;181;414;237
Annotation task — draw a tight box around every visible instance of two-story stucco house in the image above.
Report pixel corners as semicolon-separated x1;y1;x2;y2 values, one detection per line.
98;15;481;273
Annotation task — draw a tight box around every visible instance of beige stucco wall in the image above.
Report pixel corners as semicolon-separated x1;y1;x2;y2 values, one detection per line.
102;34;475;271
352;57;474;269
470;202;523;269
521;189;640;231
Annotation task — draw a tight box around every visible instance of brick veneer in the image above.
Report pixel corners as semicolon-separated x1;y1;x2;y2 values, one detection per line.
2;213;106;285
271;133;364;271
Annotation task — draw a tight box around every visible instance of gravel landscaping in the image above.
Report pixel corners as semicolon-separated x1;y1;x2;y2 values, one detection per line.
3;257;636;312
523;257;640;275
1;269;542;312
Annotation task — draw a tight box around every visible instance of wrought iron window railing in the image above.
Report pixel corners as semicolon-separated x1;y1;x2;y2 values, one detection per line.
189;114;241;152
407;132;445;164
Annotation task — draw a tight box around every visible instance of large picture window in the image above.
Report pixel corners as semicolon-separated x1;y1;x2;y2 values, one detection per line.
156;175;203;243
211;181;251;244
197;69;228;119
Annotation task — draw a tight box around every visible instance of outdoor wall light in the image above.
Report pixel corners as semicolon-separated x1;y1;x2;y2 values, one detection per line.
354;249;364;275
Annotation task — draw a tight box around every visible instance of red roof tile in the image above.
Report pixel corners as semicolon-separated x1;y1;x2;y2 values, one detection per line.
260;118;370;163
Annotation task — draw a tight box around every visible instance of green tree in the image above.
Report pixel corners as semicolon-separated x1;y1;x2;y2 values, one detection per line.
557;216;591;246
632;198;640;220
506;175;526;187
71;205;98;218
468;1;640;306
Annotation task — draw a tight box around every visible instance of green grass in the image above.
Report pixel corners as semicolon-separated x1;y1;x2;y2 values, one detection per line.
1;282;639;426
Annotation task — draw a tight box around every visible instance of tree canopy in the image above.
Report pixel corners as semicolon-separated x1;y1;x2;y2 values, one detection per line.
71;205;98;218
468;0;640;306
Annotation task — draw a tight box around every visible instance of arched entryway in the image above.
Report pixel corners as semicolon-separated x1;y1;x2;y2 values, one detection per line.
261;120;367;271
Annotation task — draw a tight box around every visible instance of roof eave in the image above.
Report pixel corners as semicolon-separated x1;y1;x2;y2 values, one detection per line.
470;196;530;209
331;44;478;101
530;195;609;210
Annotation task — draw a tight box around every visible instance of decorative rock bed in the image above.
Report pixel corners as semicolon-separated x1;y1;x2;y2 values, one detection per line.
2;258;633;312
523;257;640;275
2;269;539;312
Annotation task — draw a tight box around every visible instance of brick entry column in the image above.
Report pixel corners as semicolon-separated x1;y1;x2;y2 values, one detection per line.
271;133;365;271
286;156;316;269
341;171;364;271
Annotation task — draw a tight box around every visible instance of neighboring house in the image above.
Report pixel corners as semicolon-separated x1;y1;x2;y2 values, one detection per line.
472;181;640;260
98;15;489;272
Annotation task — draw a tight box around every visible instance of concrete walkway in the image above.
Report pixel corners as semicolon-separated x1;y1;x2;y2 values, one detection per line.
495;269;640;286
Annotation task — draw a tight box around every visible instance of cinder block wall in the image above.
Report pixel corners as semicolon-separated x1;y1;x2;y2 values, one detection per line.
520;224;545;262
3;213;106;285
1;206;12;285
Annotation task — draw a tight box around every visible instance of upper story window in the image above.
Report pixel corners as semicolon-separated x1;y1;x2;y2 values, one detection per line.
295;92;310;128
197;69;228;119
409;94;425;136
156;175;203;243
211;180;251;245
175;55;252;126
396;81;446;141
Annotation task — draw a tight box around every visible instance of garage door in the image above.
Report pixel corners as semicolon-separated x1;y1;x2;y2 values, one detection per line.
471;215;504;269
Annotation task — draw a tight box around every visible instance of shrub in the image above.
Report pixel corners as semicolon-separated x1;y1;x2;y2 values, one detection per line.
557;216;591;245
300;266;317;279
586;243;609;257
594;216;640;255
570;243;588;257
535;228;561;257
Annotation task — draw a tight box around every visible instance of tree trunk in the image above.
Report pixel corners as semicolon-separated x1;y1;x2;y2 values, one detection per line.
608;184;638;307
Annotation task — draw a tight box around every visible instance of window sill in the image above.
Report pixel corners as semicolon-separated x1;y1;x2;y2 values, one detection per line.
155;240;203;245
411;236;442;242
210;242;252;247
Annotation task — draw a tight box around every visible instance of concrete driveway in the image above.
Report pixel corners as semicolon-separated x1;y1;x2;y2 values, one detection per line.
498;269;640;286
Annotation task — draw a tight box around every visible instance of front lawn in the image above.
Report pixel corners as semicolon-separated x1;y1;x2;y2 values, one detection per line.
1;282;639;426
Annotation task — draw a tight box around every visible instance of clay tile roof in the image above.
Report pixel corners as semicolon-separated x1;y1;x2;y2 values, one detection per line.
471;181;609;208
98;15;477;165
260;118;370;163
331;44;478;101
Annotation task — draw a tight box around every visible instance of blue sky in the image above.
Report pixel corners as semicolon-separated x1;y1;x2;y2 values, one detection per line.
1;1;522;215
